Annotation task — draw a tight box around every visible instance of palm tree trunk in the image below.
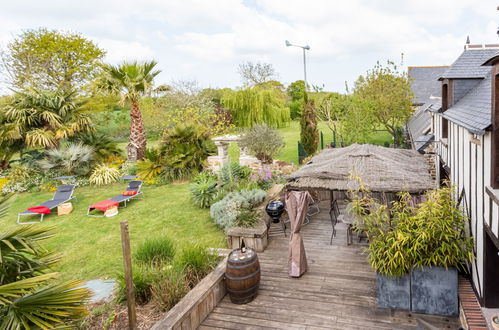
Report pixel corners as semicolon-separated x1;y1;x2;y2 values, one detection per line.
129;100;147;161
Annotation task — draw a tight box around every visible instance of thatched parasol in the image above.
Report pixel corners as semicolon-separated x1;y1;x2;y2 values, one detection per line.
286;144;435;193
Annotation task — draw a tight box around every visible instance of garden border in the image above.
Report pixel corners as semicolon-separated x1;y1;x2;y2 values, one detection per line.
151;256;228;330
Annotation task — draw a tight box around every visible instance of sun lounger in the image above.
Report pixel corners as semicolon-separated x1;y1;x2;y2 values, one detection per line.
17;185;76;224
87;180;144;216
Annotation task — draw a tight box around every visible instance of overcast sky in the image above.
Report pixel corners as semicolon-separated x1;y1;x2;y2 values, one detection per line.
0;0;498;92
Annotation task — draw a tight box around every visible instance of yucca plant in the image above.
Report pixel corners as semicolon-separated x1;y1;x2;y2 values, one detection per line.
89;164;120;185
189;174;218;208
0;222;90;328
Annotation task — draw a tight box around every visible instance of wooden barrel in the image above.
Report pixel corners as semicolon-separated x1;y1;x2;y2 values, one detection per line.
226;247;260;304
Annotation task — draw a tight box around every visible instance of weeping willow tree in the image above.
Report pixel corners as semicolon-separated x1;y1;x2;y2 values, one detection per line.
221;87;290;128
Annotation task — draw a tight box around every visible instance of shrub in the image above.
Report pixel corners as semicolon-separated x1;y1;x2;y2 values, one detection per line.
210;189;266;231
134;237;176;265
89;164;120;185
150;264;190;311
250;168;276;190
72;132;122;162
137;148;164;179
357;186;474;277
176;244;219;286
189;174;218;208
219;162;251;184
2;165;52;193
116;264;158;305
159;125;216;181
300;99;319;156
239;124;284;164
37;142;95;176
233;207;259;228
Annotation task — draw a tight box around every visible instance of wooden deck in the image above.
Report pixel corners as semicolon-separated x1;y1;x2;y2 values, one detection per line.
199;201;460;330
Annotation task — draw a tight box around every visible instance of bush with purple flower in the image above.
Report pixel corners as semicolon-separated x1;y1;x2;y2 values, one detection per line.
251;168;276;190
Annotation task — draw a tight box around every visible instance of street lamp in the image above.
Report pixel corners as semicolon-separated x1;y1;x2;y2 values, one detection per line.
285;40;311;91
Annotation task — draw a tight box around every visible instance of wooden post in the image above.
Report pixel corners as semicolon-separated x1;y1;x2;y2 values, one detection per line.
120;221;137;329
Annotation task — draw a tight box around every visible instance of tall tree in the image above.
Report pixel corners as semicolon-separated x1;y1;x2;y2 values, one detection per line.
300;98;319;156
98;61;161;160
1;89;93;149
221;87;290;128
354;60;413;146
237;61;277;86
1;28;105;92
286;80;306;119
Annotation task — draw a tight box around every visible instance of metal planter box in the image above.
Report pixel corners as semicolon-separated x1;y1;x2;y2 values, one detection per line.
376;266;458;317
376;273;411;310
411;266;458;317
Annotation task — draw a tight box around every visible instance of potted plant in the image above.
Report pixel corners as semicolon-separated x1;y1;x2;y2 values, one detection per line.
354;186;473;316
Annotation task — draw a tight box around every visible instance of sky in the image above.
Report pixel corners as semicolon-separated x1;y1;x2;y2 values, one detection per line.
0;0;498;92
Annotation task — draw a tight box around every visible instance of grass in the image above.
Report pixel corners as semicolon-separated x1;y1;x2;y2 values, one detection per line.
229;120;393;164
2;183;226;282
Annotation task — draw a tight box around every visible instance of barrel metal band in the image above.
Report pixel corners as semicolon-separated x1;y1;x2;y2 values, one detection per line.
226;284;259;294
225;269;260;281
226;259;258;269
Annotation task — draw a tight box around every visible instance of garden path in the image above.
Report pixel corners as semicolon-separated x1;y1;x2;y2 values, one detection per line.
200;201;460;329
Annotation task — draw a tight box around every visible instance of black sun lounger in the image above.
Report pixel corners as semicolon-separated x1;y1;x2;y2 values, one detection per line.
17;184;76;224
87;180;144;216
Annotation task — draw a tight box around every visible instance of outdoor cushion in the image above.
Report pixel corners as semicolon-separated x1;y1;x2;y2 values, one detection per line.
27;206;51;214
90;200;119;212
57;186;73;192
123;190;137;196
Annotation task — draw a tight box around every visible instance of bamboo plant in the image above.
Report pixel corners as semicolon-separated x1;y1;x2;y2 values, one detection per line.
350;180;474;277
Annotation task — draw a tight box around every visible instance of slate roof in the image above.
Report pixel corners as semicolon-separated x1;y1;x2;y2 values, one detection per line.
427;100;442;113
442;73;492;135
440;48;498;79
408;66;448;105
414;134;434;152
407;104;432;150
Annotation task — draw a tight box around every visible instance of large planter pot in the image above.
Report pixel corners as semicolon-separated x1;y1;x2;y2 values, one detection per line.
376;273;411;310
376;266;458;317
411;266;458;317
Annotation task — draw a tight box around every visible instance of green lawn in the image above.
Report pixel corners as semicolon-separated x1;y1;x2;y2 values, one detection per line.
2;183;226;282
230;121;393;164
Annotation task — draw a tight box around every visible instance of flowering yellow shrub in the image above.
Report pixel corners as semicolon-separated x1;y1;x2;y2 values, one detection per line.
0;177;10;191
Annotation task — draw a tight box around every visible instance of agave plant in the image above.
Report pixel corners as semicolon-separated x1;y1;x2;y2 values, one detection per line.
38;142;95;176
0;223;90;328
89;164;121;185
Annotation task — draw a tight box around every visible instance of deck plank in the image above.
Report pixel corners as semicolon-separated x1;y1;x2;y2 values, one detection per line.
200;202;460;329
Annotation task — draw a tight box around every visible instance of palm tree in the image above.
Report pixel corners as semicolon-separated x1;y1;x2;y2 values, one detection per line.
98;61;161;160
0;223;91;328
1;88;93;149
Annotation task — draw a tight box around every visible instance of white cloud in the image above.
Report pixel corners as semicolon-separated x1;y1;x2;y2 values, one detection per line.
0;0;498;91
94;39;155;64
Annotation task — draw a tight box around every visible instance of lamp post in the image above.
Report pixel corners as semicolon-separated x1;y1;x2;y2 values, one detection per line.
285;40;310;91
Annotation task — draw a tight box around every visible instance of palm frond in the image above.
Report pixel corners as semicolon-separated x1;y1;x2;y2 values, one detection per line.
0;276;91;329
